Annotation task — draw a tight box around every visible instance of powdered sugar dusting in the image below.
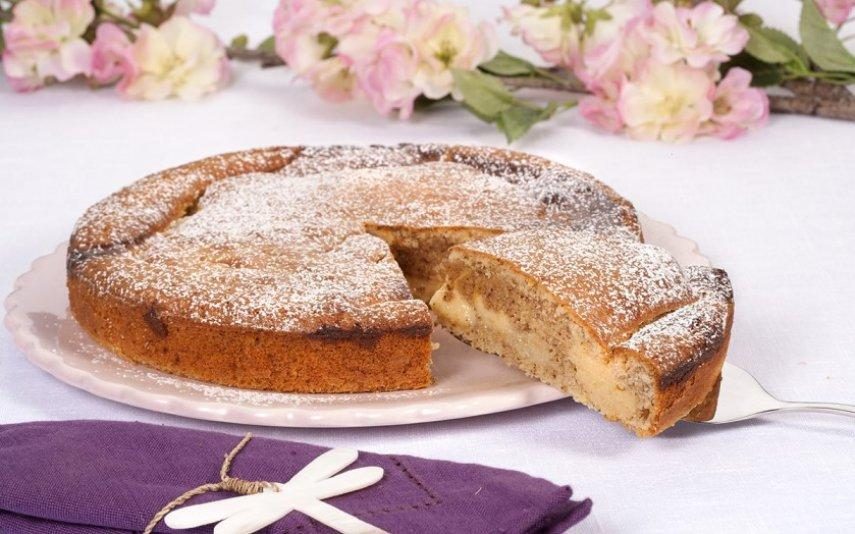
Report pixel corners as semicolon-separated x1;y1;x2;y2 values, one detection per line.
621;266;732;386
70;147;297;256
459;228;694;344
441;146;641;236
281;144;428;176
72;145;639;334
452;228;733;385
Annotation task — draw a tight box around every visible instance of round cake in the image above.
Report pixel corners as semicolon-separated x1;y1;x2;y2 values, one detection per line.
67;144;640;394
67;144;732;435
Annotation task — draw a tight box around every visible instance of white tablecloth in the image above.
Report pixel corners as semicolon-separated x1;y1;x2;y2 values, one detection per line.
1;1;853;532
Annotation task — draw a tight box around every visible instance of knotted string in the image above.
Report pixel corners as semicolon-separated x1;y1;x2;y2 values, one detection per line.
143;433;278;534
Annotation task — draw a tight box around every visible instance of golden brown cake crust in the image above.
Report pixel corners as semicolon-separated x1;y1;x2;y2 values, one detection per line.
68;144;640;393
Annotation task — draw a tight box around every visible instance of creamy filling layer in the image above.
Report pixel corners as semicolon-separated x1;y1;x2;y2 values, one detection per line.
431;283;650;425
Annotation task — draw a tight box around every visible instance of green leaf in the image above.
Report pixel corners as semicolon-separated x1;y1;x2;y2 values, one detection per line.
133;0;166;26
316;32;338;59
748;65;785;87
583;8;612;37
452;69;517;120
413;95;450;111
496;102;570;143
738;13;763;28
496;106;549;143
478;50;569;85
230;34;249;50
724;53;785;87
745;25;807;67
452;69;572;143
715;0;743;11
257;36;276;54
799;0;855;73
479;51;539;77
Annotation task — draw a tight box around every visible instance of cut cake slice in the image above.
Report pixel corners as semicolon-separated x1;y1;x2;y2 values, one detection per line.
430;229;733;436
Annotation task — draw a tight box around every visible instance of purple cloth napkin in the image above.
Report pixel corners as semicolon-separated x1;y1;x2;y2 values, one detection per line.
0;420;591;533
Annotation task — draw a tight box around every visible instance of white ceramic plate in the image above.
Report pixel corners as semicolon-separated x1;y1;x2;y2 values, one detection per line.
4;214;709;427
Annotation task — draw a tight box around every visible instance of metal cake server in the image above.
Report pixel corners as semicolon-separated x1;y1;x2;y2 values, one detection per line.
690;362;855;425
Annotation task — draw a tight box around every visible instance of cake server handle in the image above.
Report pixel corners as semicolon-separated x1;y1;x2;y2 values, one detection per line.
773;401;855;418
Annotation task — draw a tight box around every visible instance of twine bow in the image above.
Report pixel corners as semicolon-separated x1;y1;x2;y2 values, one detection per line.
145;433;386;534
144;433;278;534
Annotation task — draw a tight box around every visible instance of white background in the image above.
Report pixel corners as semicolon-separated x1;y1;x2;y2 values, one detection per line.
1;1;854;532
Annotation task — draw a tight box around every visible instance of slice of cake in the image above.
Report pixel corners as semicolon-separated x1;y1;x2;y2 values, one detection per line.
430;229;733;436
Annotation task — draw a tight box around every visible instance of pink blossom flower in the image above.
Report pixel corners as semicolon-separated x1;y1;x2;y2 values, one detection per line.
579;95;624;133
618;61;715;142
502;0;765;141
304;56;358;102
273;0;366;75
406;0;497;99
273;0;408;105
572;1;650;134
118;17;229;100
572;2;660;137
815;0;855;25
503;4;579;68
351;29;421;117
584;0;652;54
576;12;650;96
688;2;748;65
2;0;94;91
273;0;332;75
646;1;747;69
174;0;216;16
90;23;131;85
706;67;769;139
2;51;45;91
644;2;694;65
273;0;495;113
336;10;388;62
351;0;406;26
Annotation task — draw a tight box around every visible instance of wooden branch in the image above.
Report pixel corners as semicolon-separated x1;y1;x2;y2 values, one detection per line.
226;47;855;122
497;70;855;122
498;73;587;93
771;80;855;121
227;46;285;68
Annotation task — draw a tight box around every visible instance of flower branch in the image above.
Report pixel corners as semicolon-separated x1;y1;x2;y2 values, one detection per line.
226;45;283;67
223;43;855;123
2;0;226;95
2;0;854;143
232;0;855;141
226;37;282;68
496;68;855;122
